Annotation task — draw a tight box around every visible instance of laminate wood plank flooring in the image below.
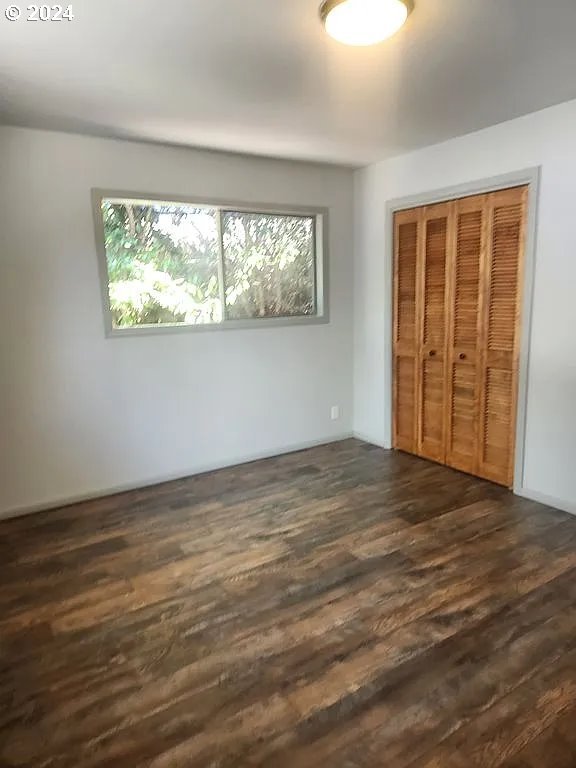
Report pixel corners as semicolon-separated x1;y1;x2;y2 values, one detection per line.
1;439;576;767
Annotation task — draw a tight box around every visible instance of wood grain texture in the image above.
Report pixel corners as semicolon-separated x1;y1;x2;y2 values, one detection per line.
393;185;528;488
478;186;528;487
418;203;450;464
445;194;486;476
1;439;575;767
393;208;421;454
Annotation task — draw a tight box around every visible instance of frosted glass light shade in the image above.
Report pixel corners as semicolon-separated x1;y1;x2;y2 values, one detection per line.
321;0;412;46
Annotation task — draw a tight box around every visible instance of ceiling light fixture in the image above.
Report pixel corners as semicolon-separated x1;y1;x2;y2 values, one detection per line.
320;0;413;46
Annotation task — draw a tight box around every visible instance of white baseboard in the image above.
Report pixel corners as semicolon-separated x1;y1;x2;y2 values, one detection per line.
515;487;576;516
0;432;354;522
353;431;391;449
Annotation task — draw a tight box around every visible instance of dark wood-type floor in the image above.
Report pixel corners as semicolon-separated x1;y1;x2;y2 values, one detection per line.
2;440;576;767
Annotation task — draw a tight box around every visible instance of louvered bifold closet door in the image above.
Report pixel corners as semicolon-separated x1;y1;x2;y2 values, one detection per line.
478;186;528;487
445;195;487;475
417;203;451;463
393;209;420;453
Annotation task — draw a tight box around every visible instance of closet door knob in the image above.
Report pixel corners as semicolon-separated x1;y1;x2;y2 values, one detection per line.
429;350;437;357
459;353;467;360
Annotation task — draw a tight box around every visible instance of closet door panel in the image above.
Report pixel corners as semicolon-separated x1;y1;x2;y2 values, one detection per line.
395;355;417;449
478;187;528;487
392;186;527;488
418;205;449;463
448;361;478;468
393;210;420;454
420;356;446;460
446;196;486;474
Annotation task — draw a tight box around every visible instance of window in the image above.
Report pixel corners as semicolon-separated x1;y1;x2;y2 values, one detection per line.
93;192;327;335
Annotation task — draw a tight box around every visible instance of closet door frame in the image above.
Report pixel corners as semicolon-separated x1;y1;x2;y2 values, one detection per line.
386;167;540;495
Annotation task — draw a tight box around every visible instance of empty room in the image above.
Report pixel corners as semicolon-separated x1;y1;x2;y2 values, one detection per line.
2;0;576;765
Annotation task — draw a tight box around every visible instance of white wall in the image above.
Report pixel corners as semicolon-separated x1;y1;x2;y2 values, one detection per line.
0;127;355;518
353;98;576;513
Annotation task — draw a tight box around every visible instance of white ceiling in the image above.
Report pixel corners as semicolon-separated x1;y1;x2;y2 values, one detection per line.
1;0;576;166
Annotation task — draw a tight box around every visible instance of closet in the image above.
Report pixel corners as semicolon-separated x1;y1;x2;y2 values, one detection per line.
392;185;528;488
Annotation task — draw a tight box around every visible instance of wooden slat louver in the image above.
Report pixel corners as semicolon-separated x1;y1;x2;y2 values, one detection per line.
418;205;449;463
478;187;527;486
396;221;418;346
393;210;420;453
423;216;448;347
446;196;486;474
454;209;483;348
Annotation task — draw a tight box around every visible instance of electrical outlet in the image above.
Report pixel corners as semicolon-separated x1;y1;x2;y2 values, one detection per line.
331;405;340;421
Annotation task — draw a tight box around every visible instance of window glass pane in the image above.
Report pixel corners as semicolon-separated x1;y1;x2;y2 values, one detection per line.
222;212;316;320
102;200;222;328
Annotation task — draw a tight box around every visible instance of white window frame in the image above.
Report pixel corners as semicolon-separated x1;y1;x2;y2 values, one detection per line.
92;189;329;337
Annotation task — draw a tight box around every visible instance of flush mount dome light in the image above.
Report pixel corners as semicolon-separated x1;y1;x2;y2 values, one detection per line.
320;0;413;46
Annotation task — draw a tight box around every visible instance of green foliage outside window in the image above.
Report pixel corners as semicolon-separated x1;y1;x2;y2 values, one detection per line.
102;200;317;329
